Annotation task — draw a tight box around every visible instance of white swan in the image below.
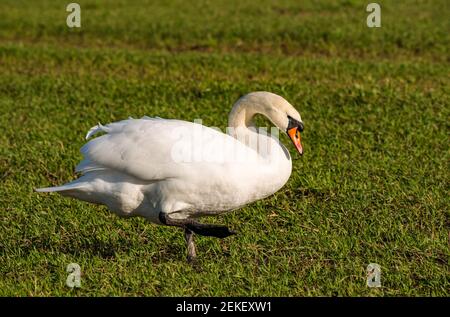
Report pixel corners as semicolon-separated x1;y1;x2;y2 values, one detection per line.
37;91;304;261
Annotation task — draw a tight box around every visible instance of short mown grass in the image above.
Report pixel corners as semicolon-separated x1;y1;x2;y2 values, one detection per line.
0;0;448;296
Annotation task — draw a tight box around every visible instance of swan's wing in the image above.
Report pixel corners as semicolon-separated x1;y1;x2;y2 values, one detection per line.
76;117;259;181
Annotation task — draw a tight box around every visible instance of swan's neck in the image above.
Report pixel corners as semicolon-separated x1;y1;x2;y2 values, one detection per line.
227;98;288;158
228;98;292;184
228;108;252;129
228;99;261;129
225;97;293;201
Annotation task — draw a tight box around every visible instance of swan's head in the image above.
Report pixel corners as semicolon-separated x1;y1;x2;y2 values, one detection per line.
230;91;304;155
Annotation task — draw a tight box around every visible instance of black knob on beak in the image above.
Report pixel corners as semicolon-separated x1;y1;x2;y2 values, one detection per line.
287;115;304;132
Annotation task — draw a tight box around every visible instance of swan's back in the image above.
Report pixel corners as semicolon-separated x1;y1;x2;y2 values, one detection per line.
77;117;263;181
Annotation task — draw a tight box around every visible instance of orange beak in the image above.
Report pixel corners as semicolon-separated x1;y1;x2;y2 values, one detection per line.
287;127;303;155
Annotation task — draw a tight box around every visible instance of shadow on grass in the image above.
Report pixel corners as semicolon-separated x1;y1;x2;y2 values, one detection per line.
20;232;186;263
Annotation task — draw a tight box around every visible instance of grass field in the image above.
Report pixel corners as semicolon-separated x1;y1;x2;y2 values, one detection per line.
0;0;449;296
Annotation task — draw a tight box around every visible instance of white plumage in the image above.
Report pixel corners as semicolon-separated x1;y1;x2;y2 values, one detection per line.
37;91;304;261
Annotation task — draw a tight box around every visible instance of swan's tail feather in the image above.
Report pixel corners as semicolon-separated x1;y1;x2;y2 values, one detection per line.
35;182;85;193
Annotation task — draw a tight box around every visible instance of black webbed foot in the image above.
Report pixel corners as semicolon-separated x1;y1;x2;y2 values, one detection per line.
159;212;236;239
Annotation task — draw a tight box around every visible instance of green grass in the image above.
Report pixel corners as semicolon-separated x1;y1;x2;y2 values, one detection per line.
0;0;449;296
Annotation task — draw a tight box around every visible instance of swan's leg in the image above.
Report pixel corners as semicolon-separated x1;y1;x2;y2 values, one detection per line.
184;228;196;263
159;212;236;238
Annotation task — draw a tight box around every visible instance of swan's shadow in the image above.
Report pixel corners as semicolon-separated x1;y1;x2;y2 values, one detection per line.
22;232;186;262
